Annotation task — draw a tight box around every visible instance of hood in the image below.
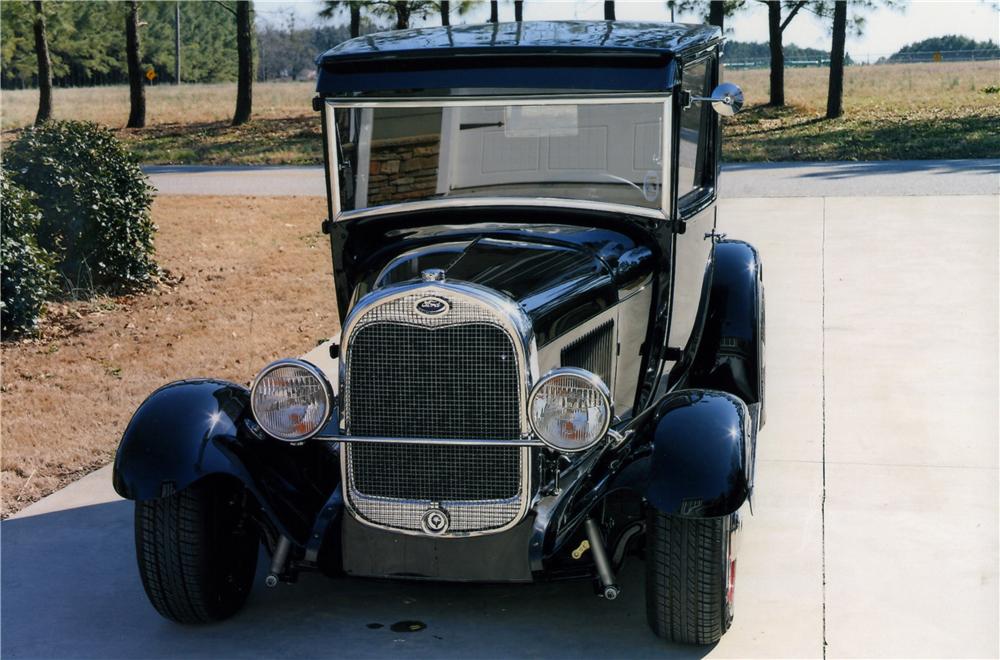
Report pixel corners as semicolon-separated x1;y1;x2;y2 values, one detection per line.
369;227;652;346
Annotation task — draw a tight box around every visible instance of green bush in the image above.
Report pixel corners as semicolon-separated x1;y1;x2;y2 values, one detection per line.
6;121;157;293
1;173;56;338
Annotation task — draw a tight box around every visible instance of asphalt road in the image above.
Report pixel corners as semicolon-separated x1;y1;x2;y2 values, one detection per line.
3;192;998;658
145;159;1000;198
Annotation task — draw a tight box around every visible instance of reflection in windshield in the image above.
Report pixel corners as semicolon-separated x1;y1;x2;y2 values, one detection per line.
334;101;666;213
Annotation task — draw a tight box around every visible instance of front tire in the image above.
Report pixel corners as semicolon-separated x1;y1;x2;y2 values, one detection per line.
134;478;258;624
645;511;734;645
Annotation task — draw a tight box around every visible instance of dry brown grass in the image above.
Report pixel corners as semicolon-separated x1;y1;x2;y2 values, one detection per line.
0;195;336;517
726;60;998;111
1;81;316;130
4;61;998;164
723;61;1000;161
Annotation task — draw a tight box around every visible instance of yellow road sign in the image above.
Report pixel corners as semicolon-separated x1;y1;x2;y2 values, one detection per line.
145;68;157;81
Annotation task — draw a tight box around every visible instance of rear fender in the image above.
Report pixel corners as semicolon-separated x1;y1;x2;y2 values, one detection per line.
687;239;765;425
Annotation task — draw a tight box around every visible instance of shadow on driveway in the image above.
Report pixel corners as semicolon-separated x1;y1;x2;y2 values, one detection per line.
722;158;1000;179
2;501;711;659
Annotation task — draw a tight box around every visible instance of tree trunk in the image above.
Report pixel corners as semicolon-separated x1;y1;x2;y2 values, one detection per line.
32;0;52;125
350;1;361;37
604;1;615;20
126;1;146;128
393;1;410;29
440;0;450;26
232;0;253;126
489;0;498;23
826;0;847;119
708;1;723;30
174;2;181;84
767;1;784;106
514;0;523;21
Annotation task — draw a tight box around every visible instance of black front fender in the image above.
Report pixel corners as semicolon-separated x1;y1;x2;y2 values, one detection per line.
113;379;337;545
113;380;252;501
614;389;754;518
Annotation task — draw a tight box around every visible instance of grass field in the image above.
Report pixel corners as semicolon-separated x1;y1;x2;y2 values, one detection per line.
0;195;336;517
2;61;998;162
724;61;1000;161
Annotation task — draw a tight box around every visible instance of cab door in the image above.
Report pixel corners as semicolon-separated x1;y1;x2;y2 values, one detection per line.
667;52;720;360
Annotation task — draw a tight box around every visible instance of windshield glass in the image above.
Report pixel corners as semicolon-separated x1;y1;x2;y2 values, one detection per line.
332;100;667;214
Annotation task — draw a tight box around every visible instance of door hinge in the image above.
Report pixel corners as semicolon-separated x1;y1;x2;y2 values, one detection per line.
663;347;684;361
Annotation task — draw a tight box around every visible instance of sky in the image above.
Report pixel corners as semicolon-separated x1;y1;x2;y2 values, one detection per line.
256;0;1000;59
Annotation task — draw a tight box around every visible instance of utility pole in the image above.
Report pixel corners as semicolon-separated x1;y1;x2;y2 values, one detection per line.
174;2;181;84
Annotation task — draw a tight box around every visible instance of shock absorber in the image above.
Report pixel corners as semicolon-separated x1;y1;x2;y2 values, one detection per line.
265;536;292;587
584;517;620;601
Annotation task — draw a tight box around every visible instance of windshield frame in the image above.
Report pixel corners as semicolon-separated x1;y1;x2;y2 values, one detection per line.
323;94;673;222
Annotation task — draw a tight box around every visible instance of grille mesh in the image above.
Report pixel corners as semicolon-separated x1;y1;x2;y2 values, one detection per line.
343;287;529;535
347;323;520;440
350;443;520;500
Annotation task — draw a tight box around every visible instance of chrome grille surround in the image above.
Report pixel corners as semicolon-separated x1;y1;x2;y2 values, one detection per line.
339;281;537;537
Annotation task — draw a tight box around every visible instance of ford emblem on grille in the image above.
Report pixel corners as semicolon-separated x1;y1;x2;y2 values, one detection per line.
415;297;449;316
420;506;451;534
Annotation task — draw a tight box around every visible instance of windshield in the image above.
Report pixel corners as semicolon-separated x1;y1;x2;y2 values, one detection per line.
331;99;668;214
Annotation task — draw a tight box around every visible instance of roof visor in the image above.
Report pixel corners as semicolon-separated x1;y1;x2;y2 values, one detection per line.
317;21;721;97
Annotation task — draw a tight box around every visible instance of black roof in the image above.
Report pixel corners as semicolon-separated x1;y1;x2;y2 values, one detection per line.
320;21;720;63
316;21;721;96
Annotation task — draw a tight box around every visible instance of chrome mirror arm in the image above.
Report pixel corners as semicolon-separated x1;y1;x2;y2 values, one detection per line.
686;82;745;117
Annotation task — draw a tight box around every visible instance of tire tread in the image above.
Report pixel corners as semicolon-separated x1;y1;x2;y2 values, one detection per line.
645;511;730;645
134;480;256;624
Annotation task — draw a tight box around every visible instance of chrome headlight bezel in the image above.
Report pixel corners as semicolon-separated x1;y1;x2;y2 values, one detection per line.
250;359;333;442
527;367;612;453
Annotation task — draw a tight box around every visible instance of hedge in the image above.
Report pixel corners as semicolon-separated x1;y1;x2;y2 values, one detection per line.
6;120;157;293
1;173;56;338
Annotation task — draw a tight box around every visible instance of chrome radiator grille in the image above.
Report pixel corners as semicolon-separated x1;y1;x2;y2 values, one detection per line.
347;323;520;440
342;286;529;535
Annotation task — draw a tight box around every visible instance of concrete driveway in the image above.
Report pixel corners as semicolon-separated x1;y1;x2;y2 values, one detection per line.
2;190;998;658
144;159;1000;198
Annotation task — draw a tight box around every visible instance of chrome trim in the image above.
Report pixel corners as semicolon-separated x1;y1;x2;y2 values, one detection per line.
339;279;538;435
339;445;533;539
326;95;673;221
661;98;672;215
338;279;538;537
527;367;613;453
326;94;671;108
315;434;543;446
335;197;667;223
249;358;334;442
324;106;341;222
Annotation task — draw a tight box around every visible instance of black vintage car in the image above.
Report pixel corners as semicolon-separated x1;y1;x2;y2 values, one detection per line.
114;21;764;645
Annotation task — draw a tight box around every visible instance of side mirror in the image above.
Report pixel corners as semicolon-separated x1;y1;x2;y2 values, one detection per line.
690;82;744;117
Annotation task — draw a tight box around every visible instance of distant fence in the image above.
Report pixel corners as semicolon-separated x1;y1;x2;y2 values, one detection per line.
723;48;1000;69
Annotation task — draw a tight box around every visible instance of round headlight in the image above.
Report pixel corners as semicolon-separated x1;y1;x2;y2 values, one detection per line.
250;360;331;442
528;368;612;452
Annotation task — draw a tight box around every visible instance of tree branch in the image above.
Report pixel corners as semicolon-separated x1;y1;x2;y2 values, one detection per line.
213;1;237;18
779;0;807;31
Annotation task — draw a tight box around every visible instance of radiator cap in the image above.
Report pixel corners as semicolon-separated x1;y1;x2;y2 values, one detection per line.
421;268;446;282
